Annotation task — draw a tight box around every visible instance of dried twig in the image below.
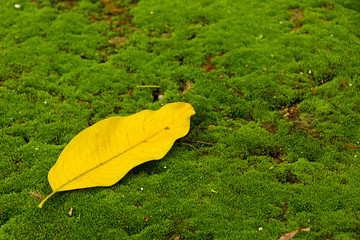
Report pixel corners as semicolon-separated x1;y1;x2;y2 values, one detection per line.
182;140;215;146
180;142;197;149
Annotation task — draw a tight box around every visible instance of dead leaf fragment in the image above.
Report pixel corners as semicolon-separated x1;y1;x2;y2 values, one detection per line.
280;229;299;240
279;227;310;240
68;207;73;216
30;191;44;200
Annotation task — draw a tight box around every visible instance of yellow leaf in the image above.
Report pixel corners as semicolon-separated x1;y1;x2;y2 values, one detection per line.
38;102;195;208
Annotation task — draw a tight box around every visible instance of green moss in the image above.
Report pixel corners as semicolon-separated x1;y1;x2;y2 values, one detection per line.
1;0;360;239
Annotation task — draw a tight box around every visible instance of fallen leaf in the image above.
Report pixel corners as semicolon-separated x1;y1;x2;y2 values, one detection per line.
38;102;195;208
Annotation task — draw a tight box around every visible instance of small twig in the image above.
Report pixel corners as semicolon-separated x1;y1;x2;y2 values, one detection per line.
180;142;197;149
182;140;215;146
340;78;346;87
136;85;160;88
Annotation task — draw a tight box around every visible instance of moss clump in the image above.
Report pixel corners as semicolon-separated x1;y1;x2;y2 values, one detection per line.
1;0;360;239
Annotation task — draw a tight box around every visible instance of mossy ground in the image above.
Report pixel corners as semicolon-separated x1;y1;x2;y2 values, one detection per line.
1;0;360;239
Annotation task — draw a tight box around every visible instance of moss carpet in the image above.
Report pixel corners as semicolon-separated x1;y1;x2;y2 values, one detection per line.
1;0;360;239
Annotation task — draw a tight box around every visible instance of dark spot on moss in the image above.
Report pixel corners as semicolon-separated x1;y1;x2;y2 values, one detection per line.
23;136;29;143
340;178;348;185
261;122;277;134
175;55;184;66
285;170;299;184
276;170;300;184
113;106;121;114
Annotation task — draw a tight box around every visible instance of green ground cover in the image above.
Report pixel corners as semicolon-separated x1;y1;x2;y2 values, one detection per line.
1;0;360;239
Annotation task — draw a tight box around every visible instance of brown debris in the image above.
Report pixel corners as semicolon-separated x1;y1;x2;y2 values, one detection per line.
68;207;73;216
30;191;44;200
89;0;135;31
201;55;217;72
127;89;134;96
233;89;243;97
181;80;194;94
279;106;320;137
261;122;277;134
108;36;128;46
323;3;334;9
78;101;93;109
226;85;243;97
288;9;303;31
274;154;285;164
280;106;300;119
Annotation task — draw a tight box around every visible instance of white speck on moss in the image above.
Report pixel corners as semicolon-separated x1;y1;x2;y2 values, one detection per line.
258;227;263;231
14;4;21;9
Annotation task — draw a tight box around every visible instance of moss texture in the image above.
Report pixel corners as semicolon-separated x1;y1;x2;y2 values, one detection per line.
1;0;360;239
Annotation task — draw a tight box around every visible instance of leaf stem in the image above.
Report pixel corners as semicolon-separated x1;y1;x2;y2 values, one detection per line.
38;191;56;208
